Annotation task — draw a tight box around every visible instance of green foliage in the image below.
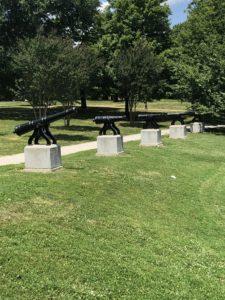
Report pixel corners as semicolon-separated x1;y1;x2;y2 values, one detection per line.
0;46;13;99
97;0;171;102
99;0;170;54
0;0;100;100
113;40;162;119
164;0;225;117
12;36;103;120
0;0;100;46
12;36;79;118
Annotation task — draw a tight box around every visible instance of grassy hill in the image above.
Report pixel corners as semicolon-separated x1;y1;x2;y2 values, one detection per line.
1;132;225;299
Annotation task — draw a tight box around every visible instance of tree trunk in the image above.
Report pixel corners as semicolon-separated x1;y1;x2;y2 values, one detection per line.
114;94;119;102
125;98;129;119
64;116;71;127
80;89;87;110
145;100;148;110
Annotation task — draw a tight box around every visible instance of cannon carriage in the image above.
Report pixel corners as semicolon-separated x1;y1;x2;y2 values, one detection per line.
14;107;76;145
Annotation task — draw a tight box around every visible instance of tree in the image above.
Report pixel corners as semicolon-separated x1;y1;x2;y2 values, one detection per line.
113;40;162;121
0;47;13;100
97;0;170;108
165;0;225;117
98;0;170;55
12;36;79;119
0;0;100;46
0;0;100;99
73;46;104;110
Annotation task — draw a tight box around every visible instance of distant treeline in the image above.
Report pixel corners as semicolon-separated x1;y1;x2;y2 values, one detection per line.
0;0;224;118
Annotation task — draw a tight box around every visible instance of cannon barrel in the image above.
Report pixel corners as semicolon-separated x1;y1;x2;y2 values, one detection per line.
138;111;196;129
14;107;76;136
93;115;127;135
167;111;196;117
138;113;167;120
94;115;127;124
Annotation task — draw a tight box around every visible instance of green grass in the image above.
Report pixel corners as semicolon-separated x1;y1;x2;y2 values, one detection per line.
0;99;189;156
1;133;225;299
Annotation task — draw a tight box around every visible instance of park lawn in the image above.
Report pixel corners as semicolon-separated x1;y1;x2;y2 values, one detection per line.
0;99;189;156
1;133;225;299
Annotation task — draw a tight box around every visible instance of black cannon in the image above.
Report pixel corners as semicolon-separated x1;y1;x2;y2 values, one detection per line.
94;115;127;135
138;111;196;129
14;107;76;145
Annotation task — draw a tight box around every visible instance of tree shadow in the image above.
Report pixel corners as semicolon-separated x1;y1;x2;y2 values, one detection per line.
54;125;100;132
54;134;93;142
119;122;143;129
205;127;225;136
0;107;34;121
0;105;123;121
75;106;123;120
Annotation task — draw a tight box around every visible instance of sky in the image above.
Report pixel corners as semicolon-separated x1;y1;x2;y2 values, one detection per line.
100;0;192;27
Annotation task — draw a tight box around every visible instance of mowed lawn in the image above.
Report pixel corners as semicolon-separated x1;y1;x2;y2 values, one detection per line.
0;100;189;156
1;133;225;299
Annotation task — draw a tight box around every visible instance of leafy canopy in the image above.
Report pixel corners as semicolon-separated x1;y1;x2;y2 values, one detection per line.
164;0;225;117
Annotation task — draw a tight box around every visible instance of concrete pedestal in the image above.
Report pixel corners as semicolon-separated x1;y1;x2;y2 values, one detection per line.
24;144;62;172
190;122;204;133
97;135;124;156
169;125;187;139
141;129;162;146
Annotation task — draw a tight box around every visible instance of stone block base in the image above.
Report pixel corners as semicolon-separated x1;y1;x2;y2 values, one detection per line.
141;129;162;146
97;135;124;156
24;144;62;172
190;122;204;133
169;125;187;139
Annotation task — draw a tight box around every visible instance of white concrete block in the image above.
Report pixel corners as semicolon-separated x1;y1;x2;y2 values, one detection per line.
97;135;124;156
169;125;187;139
24;144;62;172
141;129;162;146
190;122;204;133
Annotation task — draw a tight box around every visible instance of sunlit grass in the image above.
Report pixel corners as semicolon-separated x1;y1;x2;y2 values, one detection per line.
1;133;225;298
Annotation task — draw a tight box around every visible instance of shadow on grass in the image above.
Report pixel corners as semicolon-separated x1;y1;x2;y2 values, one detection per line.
120;122;143;129
54;125;100;132
54;134;93;142
0;106;123;121
75;107;123;120
0;107;33;121
205;127;225;136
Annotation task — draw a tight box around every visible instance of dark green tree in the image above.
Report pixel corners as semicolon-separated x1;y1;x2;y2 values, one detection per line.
164;0;225;117
97;0;170;108
12;36;79;119
113;40;162;120
0;0;100;100
0;0;100;46
99;0;170;54
13;36;103;123
75;46;104;109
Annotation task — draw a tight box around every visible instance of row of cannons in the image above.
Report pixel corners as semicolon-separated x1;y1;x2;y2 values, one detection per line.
14;108;204;172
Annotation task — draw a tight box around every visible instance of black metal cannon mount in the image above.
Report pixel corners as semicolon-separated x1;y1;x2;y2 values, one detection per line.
138;111;196;129
14;107;76;145
94;115;128;135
